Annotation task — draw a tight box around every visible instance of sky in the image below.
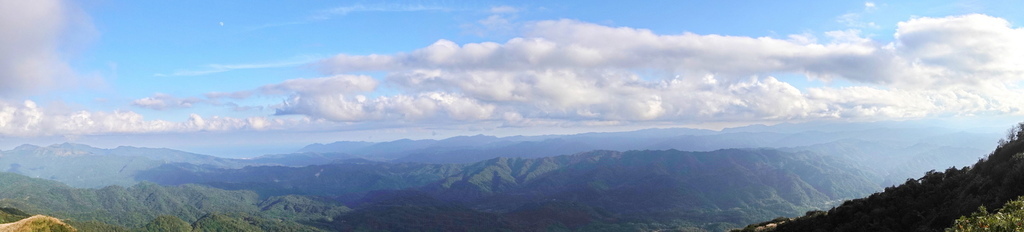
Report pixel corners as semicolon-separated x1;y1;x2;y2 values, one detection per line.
1;0;1024;157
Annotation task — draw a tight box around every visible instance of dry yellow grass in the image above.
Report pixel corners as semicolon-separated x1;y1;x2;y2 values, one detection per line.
0;215;76;232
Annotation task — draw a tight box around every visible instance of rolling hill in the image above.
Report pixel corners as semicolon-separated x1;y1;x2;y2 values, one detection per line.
0;215;76;232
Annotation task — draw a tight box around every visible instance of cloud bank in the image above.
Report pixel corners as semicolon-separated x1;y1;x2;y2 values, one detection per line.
0;100;302;136
293;14;1024;126
5;11;1024;137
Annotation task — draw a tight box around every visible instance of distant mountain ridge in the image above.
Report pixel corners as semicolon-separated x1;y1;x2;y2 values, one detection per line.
292;124;995;186
296;123;995;164
0;143;366;188
0;143;254;188
136;148;883;229
0;122;995;189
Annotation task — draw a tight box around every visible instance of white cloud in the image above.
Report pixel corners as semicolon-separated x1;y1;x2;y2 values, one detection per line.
136;75;381;116
837;1;880;29
893;14;1024;86
489;6;519;14
277;91;495;122
0;100;295;136
258;75;378;95
305;15;1024;126
205;91;253;100
324;20;904;84
131;93;204;110
462;5;522;38
15;14;1015;136
256;75;496;122
0;0;86;97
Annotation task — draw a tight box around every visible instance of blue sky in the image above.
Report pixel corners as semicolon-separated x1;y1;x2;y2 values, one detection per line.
2;0;1024;156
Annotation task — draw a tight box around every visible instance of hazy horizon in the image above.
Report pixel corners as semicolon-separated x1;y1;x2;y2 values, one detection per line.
0;117;1014;158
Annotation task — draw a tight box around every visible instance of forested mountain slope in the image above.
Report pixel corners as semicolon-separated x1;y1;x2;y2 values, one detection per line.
0;172;340;231
737;123;1024;232
138;148;882;230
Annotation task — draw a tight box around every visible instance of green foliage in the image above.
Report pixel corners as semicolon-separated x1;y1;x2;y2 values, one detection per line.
0;173;337;231
135;215;191;232
66;220;129;232
137;162;462;197
998;122;1024;146
428;149;879;227
0;207;30;223
227;214;322;232
947;196;1024;232
257;195;351;221
190;213;263;232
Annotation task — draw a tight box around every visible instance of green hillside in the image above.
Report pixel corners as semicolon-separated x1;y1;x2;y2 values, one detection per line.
0;207;30;224
0;172;343;231
736;122;1024;232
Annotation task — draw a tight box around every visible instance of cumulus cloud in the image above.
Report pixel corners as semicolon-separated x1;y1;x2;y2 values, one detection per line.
893;14;1024;86
0;100;294;136
304;15;1024;126
274;91;496;122
0;0;85;97
56;14;1019;135
242;75;496;122
323;20;904;84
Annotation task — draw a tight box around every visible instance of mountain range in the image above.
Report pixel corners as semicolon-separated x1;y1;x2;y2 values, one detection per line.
0;148;882;231
0;121;1001;231
0;122;995;189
